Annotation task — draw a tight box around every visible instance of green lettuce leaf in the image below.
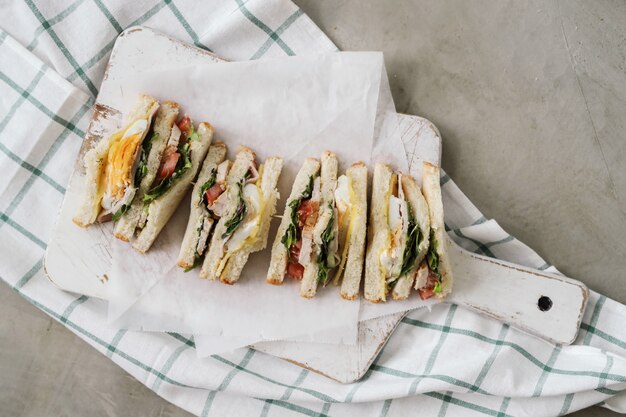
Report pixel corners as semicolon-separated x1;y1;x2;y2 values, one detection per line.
281;175;315;252
143;140;192;205
316;204;336;286
198;168;218;202
111;204;129;222
399;205;421;277
426;230;441;279
221;181;247;239
134;132;157;188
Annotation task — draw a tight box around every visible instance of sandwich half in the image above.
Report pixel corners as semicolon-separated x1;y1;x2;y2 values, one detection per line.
389;174;431;300
114;101;180;240
267;157;321;286
414;162;453;299
73;95;159;226
268;152;368;299
132;117;213;252
334;162;368;300
177;142;229;270
364;163;431;303
200;147;283;283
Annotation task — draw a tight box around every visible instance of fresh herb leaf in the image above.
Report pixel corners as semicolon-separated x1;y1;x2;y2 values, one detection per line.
221;181;247;239
281;198;300;251
199;168;218;201
302;175;314;199
134;132;157;187
281;175;315;252
426;230;441;279
111;204;129;222
143;139;193;205
317;204;335;286
399;205;421;277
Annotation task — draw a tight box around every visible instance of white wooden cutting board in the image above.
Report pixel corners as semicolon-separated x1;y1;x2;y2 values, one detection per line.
44;27;588;383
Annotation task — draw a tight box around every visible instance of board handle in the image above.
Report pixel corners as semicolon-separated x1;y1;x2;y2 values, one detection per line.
447;238;588;345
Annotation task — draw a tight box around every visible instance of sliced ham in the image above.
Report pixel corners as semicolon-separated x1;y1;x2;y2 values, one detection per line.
299;227;314;266
245;162;260;184
204;183;225;206
210;190;230;217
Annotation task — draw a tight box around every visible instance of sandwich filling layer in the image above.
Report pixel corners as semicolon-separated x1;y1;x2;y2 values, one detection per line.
136;116;196;228
99;114;154;221
187;160;230;270
418;231;443;299
215;161;265;277
332;174;359;285
282;175;320;280
379;173;423;291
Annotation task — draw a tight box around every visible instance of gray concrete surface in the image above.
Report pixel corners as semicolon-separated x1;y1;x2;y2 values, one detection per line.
1;1;625;416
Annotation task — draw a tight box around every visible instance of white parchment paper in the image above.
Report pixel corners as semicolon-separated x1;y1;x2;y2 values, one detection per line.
105;53;418;348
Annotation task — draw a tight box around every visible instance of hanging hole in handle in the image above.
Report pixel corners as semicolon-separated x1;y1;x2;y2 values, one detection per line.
538;296;553;312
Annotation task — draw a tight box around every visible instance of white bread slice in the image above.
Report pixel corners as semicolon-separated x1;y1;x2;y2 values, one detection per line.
339;162;368;300
422;162;453;299
73;95;158;227
177;142;228;269
132;122;213;253
200;147;256;279
391;174;431;300
267;157;321;285
114;101;179;241
220;157;284;284
364;163;393;303
301;151;338;298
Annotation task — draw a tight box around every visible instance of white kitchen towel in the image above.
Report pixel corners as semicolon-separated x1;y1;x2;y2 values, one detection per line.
1;2;626;416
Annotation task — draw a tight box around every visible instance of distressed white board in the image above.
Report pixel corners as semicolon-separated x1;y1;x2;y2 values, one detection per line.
44;27;588;384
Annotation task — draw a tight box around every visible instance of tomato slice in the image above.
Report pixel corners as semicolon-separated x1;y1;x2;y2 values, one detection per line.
286;262;304;280
297;199;319;228
418;270;440;300
177;116;192;136
204;183;225;206
418;288;435;300
157;151;180;181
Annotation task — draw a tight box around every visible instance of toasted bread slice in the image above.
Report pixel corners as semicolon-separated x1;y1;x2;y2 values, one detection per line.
114;101;179;241
420;162;453;299
267;157;321;285
338;162;368;300
177;142;228;269
132;122;213;253
391;174;430;300
364;163;394;303
73;95;159;227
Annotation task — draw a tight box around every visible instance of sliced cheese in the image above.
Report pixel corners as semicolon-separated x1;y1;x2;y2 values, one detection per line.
217;164;266;278
101;118;149;212
332;175;355;284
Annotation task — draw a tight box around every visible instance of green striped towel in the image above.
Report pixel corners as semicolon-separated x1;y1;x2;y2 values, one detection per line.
1;2;625;416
